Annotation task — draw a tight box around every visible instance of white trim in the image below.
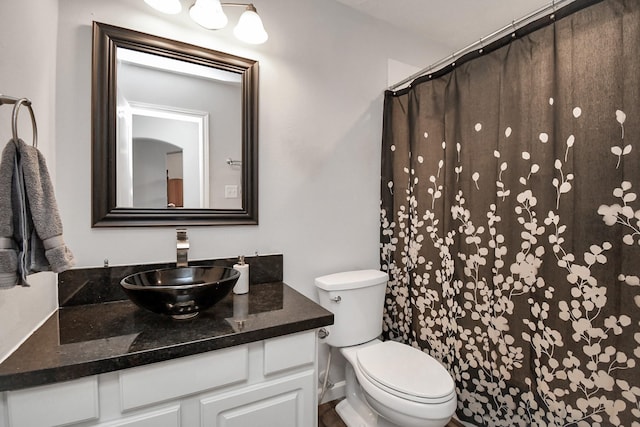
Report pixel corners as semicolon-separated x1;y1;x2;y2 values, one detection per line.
318;380;346;405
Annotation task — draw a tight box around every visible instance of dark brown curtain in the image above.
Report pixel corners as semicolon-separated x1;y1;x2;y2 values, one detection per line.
380;0;640;425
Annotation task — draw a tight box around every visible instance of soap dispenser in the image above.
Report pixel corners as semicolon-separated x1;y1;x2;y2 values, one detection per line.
233;256;249;294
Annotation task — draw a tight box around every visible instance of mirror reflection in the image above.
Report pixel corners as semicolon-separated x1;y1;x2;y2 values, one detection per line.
91;22;258;227
116;48;242;209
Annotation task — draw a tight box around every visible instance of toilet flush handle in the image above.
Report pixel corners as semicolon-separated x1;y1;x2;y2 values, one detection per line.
330;295;341;303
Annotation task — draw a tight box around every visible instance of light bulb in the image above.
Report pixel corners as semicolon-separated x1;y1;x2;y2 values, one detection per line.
189;0;228;30
144;0;182;14
233;5;268;44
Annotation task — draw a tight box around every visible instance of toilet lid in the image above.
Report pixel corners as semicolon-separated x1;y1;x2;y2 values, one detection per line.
356;341;455;403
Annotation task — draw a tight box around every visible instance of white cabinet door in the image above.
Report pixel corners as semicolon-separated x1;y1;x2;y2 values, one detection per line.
200;370;315;427
263;331;316;375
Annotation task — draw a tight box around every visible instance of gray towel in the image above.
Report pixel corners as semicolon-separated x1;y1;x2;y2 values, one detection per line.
0;139;75;288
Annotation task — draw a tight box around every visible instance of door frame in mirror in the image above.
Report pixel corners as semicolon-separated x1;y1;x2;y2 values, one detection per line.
91;22;258;227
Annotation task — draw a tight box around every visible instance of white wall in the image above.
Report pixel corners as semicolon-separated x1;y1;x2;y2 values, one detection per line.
52;0;445;393
0;0;60;362
55;0;437;295
1;0;449;381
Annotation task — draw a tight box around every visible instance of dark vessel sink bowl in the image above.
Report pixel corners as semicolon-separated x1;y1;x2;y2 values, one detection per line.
120;266;240;319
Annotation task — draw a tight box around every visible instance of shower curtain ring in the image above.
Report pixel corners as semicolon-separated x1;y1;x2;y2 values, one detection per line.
511;20;517;38
478;37;484;54
550;0;557;20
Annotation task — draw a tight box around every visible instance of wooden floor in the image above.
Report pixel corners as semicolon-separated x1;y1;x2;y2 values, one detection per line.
318;399;347;427
318;399;464;427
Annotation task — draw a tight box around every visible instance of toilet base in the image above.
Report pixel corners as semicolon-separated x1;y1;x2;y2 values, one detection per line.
335;363;400;427
335;398;377;427
335;398;401;427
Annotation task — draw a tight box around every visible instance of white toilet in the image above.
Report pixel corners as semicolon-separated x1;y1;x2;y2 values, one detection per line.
315;270;457;427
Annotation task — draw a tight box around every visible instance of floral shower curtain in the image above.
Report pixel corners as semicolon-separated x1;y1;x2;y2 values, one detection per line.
380;0;640;425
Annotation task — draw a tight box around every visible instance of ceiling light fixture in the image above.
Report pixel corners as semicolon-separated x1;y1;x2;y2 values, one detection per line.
232;4;268;44
146;0;268;44
189;0;228;29
191;1;268;44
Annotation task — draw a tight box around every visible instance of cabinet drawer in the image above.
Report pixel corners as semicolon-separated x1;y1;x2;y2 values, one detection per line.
6;376;98;427
264;330;316;375
119;345;248;411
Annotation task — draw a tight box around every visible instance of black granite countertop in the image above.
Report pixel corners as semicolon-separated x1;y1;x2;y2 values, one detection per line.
0;258;333;392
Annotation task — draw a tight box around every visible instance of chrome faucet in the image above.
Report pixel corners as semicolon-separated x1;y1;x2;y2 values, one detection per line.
176;229;189;267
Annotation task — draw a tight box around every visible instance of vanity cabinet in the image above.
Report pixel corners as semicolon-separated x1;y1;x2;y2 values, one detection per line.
0;331;318;427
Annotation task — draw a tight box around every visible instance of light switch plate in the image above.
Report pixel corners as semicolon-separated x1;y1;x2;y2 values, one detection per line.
225;185;239;198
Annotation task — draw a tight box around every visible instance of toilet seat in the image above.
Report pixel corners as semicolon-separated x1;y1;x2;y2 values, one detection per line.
356;340;456;404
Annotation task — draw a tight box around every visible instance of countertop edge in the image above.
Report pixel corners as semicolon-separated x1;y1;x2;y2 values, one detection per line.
0;314;333;392
0;282;333;392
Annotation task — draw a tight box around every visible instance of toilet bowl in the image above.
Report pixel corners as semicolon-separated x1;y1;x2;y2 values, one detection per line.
315;270;457;427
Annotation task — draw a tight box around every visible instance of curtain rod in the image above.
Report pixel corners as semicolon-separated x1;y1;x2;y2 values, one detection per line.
388;0;577;92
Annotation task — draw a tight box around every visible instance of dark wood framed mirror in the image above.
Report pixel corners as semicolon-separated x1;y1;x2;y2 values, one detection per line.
92;22;258;227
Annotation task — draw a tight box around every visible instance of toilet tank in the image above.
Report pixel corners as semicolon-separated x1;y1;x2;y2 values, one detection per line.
315;270;388;347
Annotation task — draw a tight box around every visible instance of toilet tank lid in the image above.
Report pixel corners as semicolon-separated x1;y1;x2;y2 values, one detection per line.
315;270;388;291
